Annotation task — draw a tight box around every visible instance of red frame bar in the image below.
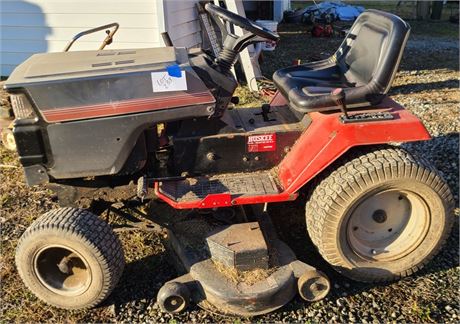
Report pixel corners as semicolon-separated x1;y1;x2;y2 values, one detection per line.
154;182;296;209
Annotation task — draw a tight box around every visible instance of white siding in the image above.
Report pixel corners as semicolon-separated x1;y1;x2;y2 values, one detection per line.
0;0;277;76
163;0;201;48
273;0;290;22
0;0;165;75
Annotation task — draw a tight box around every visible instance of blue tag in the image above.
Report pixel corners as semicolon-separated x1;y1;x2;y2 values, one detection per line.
166;64;182;78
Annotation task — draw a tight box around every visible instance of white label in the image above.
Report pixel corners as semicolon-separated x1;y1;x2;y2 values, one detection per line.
151;71;187;92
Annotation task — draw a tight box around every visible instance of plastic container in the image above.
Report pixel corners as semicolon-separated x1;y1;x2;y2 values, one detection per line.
255;20;278;51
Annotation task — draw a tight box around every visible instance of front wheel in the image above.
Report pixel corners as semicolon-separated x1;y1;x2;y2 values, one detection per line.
16;208;125;309
306;146;454;282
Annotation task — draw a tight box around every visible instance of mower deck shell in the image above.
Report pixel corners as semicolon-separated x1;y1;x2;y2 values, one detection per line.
160;209;321;316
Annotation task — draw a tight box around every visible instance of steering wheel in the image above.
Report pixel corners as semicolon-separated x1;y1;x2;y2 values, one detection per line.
204;3;279;42
203;3;279;73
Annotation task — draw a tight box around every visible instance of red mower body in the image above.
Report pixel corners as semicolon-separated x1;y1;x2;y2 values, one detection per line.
155;92;430;209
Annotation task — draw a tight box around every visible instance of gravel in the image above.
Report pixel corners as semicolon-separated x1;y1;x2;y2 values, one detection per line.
1;22;459;323
406;37;459;51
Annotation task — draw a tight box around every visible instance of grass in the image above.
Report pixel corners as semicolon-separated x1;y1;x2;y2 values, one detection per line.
234;86;266;107
412;301;433;322
408;20;459;37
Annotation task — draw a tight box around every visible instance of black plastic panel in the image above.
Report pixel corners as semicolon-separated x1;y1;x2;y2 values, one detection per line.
46;105;211;179
13;123;46;166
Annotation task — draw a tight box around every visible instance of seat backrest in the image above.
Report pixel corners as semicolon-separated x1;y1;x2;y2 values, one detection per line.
336;10;410;92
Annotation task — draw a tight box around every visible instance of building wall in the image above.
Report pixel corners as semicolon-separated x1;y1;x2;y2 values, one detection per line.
1;0;179;76
163;0;201;48
0;0;283;76
273;0;290;21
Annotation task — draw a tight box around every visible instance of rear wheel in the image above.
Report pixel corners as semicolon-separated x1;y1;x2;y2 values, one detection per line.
306;146;454;282
16;208;125;309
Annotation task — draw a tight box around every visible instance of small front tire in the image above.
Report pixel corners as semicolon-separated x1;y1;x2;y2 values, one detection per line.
298;269;330;302
16;208;125;309
157;282;190;313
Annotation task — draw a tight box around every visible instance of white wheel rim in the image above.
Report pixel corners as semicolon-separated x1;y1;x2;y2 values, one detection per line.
347;189;430;261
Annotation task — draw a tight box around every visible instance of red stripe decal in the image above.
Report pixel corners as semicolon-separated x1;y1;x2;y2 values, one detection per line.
42;91;215;122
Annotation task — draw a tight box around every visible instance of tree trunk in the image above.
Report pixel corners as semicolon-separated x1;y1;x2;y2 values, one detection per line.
416;1;431;20
431;1;444;20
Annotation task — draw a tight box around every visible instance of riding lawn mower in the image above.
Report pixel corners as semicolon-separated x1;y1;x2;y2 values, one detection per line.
4;3;454;316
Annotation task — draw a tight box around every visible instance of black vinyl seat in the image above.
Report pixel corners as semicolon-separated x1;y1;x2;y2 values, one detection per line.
273;10;411;113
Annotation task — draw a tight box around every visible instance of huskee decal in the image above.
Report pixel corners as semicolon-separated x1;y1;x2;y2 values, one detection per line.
247;134;277;152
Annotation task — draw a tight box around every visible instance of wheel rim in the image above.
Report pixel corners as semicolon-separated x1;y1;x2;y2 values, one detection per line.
2;130;16;151
163;295;187;313
34;245;92;296
298;270;330;302
346;189;430;261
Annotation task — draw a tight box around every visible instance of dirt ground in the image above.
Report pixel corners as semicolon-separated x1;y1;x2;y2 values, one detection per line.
1;11;459;324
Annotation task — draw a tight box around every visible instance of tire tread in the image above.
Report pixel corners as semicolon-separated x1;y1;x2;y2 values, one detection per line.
16;207;125;309
305;145;454;282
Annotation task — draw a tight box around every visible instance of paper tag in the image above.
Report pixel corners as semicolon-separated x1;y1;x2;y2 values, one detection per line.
247;134;277;152
151;70;187;92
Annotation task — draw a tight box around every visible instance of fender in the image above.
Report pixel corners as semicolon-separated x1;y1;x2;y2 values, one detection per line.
271;92;431;194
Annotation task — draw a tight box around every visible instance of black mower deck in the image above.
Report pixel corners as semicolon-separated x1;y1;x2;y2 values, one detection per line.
156;206;331;316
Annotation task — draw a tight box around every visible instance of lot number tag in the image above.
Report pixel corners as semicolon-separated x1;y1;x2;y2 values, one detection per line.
151;71;187;92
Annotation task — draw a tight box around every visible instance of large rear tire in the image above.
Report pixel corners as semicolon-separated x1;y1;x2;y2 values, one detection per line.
16;208;125;309
306;146;454;282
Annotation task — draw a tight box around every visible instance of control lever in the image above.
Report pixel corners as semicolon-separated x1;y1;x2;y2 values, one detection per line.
330;88;349;119
255;104;275;122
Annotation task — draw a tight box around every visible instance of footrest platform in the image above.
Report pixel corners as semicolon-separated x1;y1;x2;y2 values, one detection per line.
157;172;282;208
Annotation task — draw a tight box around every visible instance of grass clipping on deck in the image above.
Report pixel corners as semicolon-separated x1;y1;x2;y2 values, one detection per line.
213;260;276;286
